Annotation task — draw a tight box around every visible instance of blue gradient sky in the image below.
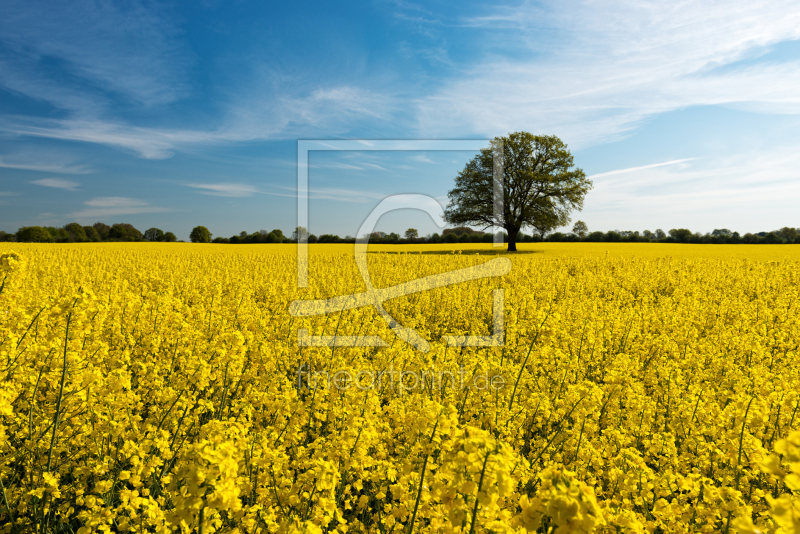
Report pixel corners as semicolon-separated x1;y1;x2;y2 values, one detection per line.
1;0;800;240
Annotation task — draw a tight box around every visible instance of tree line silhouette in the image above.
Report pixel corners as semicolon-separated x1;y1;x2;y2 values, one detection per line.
1;223;176;242
3;222;799;245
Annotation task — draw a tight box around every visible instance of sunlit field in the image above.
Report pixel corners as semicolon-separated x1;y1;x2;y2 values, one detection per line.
1;243;799;533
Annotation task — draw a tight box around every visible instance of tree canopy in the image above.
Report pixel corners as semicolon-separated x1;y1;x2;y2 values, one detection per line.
572;220;589;239
190;226;212;243
16;226;52;243
64;222;88;242
83;226;100;241
109;223;143;241
292;227;309;242
144;227;166;241
444;132;592;251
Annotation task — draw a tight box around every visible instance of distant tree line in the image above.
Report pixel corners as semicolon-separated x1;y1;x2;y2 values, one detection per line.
194;224;800;245
540;223;800;244
1;223;177;243
4;221;799;244
206;228;290;244
204;226;505;244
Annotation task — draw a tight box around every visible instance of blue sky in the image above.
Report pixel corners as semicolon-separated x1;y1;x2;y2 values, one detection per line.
1;0;800;240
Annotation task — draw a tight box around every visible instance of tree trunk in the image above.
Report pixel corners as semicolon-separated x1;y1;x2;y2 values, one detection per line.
507;228;518;252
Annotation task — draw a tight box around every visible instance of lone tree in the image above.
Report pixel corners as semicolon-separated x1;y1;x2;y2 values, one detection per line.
444;132;591;251
190;226;212;243
404;228;419;240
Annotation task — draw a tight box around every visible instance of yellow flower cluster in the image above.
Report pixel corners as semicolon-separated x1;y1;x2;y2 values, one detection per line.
0;243;799;533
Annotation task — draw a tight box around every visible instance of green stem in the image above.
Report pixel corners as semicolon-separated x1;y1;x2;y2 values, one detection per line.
735;397;755;491
509;309;551;412
725;396;755;534
46;313;71;473
467;451;492;534
407;415;441;534
0;473;14;525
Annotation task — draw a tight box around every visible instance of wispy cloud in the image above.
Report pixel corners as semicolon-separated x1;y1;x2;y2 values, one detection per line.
0;3;393;158
220;81;400;148
391;1;444;41
583;147;800;231
410;154;435;164
2;0;799;169
187;181;388;203
314;162;365;171
272;184;388;203
418;0;800;146
187;183;261;197
184;182;383;202
0;155;91;174
0;0;189;113
1;118;219;160
31;178;80;191
0;0;196;159
307;187;385;203
0;81;400;159
362;163;388;170
588;159;697;179
0;191;19;204
69;197;169;219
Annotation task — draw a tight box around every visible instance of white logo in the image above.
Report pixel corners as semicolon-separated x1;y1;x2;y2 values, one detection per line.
291;140;508;352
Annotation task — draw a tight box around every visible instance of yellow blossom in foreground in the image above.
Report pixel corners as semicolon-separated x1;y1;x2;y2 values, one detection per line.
0;242;799;533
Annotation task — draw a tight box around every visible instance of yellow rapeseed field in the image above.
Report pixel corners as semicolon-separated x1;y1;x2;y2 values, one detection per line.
1;243;800;533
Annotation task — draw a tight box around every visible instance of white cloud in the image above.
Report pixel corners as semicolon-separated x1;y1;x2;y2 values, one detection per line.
187;183;261;197
410;154;436;164
0;81;399;159
219;80;399;147
417;0;800;146
0;155;91;174
315;162;365;171
588;159;697;179
84;197;148;207
362;163;388;170
0;0;189;112
272;184;388;203
184;182;385;202
1;117;218;160
1;0;799;169
0;0;196;159
0;192;18;208
31;178;80;191
70;197;169;219
581;146;800;232
307;186;389;203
